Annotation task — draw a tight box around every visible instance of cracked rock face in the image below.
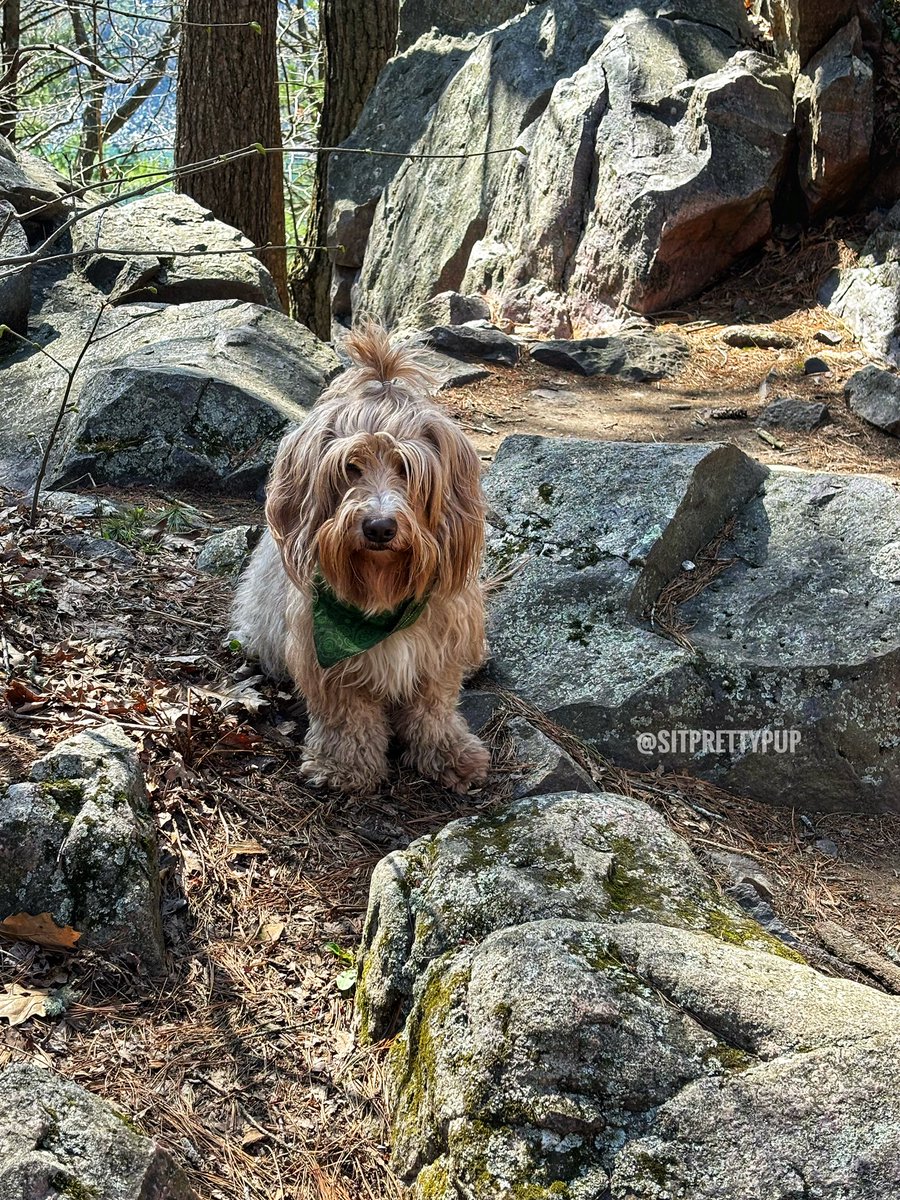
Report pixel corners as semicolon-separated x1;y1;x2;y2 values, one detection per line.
360;791;900;1199
0;1063;195;1199
483;435;900;812
0;723;164;968
330;0;795;329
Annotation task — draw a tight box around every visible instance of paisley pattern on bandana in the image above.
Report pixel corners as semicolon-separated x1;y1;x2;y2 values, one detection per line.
311;572;429;669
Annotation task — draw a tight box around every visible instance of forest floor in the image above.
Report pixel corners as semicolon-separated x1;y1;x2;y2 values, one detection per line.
2;228;900;1200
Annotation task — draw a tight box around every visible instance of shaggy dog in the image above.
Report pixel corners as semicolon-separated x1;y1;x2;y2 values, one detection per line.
231;324;490;795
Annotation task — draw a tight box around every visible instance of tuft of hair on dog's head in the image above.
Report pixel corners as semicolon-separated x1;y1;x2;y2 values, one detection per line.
265;321;485;614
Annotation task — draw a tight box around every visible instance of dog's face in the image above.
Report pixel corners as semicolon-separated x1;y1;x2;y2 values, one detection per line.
265;333;485;613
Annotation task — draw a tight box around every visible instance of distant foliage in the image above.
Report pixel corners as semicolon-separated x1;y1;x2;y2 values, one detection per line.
0;0;321;246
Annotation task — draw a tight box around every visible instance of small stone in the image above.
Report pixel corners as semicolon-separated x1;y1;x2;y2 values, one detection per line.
197;524;264;578
530;331;688;381
815;329;843;346
424;323;520;365
412;346;491;389
804;356;831;375
758;397;830;432
412;291;491;329
42;490;123;518
814;837;840;857
62;533;137;565
720;326;797;349
845;365;900;436
0;1063;196;1198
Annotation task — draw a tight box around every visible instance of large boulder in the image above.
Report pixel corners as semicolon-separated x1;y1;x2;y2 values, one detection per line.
74;193;282;309
330;1;797;330
0;280;340;492
0;1063;195;1198
794;18;873;214
0;200;32;334
0;134;74;229
0;724;165;968
483;435;900;811
821;201;900;363
360;791;900;1199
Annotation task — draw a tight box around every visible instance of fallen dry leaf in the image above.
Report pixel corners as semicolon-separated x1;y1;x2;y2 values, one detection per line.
258;921;285;945
0;912;82;951
0;984;49;1027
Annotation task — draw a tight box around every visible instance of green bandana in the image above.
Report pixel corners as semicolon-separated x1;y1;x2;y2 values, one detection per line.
311;573;429;668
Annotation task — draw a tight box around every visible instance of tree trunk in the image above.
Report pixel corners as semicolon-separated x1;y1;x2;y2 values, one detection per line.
0;0;21;143
290;0;398;338
175;0;288;307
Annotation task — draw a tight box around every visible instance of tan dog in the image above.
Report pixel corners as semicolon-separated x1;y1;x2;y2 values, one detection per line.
232;324;489;795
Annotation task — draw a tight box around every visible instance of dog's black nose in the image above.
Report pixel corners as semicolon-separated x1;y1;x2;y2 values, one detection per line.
362;515;397;544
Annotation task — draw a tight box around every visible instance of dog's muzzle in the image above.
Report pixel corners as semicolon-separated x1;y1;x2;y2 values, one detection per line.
362;515;398;549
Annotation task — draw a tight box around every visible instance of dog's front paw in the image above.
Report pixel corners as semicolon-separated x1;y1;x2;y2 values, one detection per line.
300;754;385;796
406;735;490;793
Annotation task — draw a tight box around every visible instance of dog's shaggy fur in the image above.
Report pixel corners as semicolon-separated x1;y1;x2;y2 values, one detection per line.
232;324;489;795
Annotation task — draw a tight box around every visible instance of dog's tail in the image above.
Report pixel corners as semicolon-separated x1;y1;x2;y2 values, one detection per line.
345;320;438;394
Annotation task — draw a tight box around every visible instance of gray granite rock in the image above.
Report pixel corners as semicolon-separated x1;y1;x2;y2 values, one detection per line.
720;326;796;349
458;689;506;737
794;18;873;215
483;435;900;811
74;193;281;310
423;323;519;365
362;789;900;1198
410;291;491;330
758;396;830;431
42;490;124;518
410;346;491;390
358;790;770;1041
506;716;596;800
0;1063;195;1199
197;524;264;577
0;724;164;968
350;6;794;328
821;201;900;363
845;364;900;435
530;332;689;381
62;534;137;565
611;1033;900;1199
0;200;31;335
397;0;530;51
0;134;74;227
0;293;340;493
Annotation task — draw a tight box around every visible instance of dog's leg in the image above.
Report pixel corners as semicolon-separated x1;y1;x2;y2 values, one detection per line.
396;675;489;793
301;686;390;795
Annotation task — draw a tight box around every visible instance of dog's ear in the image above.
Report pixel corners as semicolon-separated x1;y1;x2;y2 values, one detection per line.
428;417;485;597
265;418;329;589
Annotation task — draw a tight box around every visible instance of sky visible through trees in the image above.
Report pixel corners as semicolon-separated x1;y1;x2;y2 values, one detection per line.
1;0;321;245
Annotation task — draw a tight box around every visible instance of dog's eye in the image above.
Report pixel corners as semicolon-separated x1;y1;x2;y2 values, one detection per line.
346;463;362;480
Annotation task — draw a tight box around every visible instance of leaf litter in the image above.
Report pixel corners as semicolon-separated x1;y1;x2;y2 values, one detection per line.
2;476;900;1198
